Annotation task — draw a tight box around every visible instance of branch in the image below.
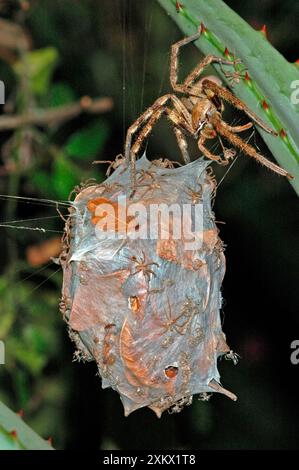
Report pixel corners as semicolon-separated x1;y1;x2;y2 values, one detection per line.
0;96;113;131
0;18;30;52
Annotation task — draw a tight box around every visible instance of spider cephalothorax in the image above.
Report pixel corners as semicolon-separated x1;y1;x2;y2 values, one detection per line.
125;29;292;190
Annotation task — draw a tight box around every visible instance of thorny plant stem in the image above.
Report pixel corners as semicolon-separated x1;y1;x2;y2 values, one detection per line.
0;401;54;450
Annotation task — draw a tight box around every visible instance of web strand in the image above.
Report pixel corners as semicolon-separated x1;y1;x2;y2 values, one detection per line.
140;0;154;114
0;194;72;208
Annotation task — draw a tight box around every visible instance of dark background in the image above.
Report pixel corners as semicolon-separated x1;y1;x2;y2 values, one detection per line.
0;0;298;450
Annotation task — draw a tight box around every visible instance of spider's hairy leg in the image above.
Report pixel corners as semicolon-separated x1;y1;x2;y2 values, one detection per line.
202;79;278;136
213;117;293;178
165;107;195;163
130;95;192;157
170;28;235;91
171;38;234;93
131;106;192;166
131;108;164;157
173;127;190;164
225;122;253;133
125;95;170;191
184;55;235;90
125;94;192;192
198;135;229;165
170;30;202;92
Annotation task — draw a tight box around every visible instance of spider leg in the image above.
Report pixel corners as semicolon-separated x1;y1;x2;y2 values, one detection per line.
170;29;234;92
131;108;191;163
173;127;190;164
198;136;229;165
131;108;165;158
170;30;202;91
130;108;193;170
217;121;253;158
183;55;235;90
125;94;192;191
225;122;253;133
165;107;196;165
212;117;292;178
125;97;167;191
202;79;278;136
146;269;157;278
148;261;160;268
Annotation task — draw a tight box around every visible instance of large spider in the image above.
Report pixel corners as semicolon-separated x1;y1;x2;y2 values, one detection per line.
125;29;291;190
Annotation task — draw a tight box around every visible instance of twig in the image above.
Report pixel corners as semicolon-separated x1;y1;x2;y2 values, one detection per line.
0;18;30;52
0;96;114;131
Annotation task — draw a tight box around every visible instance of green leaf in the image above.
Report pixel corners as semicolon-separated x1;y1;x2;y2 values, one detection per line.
0;400;53;450
52;156;79;199
23;326;49;355
157;0;299;195
13;47;59;96
32;156;79;200
65;119;109;159
8;338;47;376
31;170;53;196
0;278;15;337
0;309;15;338
48;82;77;107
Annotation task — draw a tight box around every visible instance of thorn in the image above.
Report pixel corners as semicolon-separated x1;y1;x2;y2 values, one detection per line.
200;22;207;34
244;71;251;81
260;24;267;37
262;100;269;110
280;128;287;138
47;436;53;445
175;1;183;12
224;47;230;57
208;379;238;401
10;430;17;439
294;59;299;66
17;409;24;418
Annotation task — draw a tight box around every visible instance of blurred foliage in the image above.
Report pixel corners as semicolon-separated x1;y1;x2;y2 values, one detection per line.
0;0;298;450
13;47;59;97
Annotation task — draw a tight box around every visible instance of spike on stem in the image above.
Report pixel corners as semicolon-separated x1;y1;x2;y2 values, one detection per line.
17;409;24;418
280;128;287;139
262;100;269;110
260;24;268;38
224;47;230;57
10;430;17;439
175;1;183;12
200;22;207;34
244;71;251;81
